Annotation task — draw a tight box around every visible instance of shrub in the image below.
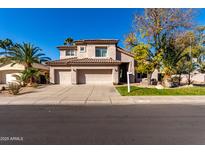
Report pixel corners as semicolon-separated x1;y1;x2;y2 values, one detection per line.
8;83;21;95
1;86;6;91
31;83;39;88
151;79;157;85
13;68;40;87
171;76;181;83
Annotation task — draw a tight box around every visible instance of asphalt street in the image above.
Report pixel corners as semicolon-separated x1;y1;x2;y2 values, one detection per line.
0;104;205;144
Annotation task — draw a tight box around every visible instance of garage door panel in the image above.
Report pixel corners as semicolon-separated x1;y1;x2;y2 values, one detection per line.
6;73;20;84
78;69;112;84
1;70;21;84
55;70;71;85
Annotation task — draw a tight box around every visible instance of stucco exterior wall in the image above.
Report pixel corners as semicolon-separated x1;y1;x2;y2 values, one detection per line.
0;63;25;71
59;50;67;59
116;50;135;82
60;44;116;59
85;44;116;59
0;63;49;71
76;45;87;58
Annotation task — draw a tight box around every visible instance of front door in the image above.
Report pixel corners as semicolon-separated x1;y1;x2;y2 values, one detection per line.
119;63;128;83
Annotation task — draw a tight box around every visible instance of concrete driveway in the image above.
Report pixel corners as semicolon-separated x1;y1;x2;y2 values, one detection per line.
0;85;123;105
1;84;205;105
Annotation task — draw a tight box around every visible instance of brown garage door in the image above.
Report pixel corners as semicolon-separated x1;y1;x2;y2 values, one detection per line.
77;69;113;84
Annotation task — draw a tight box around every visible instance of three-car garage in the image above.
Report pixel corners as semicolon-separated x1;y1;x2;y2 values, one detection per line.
48;58;121;85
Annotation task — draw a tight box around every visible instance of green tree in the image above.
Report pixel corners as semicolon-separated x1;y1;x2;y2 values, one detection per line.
174;57;189;85
133;9;193;55
162;32;196;77
14;68;40;86
0;39;13;57
126;9;194;84
0;39;13;50
131;43;155;84
194;26;205;73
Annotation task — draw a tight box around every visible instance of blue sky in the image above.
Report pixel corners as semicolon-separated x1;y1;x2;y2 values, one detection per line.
0;8;204;60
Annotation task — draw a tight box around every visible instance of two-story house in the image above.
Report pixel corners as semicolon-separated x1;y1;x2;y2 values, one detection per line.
46;39;135;85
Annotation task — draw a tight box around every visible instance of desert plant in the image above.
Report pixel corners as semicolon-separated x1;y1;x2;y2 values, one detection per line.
0;42;51;69
13;68;40;86
8;83;21;95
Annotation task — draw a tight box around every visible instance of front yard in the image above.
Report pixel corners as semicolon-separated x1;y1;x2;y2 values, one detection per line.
116;86;205;96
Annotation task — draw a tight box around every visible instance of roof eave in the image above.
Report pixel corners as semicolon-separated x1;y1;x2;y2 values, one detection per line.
69;62;121;66
117;47;134;58
75;40;119;45
57;46;77;50
46;62;121;66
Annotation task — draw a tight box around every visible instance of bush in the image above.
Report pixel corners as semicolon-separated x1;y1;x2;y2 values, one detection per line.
31;83;39;88
171;76;181;83
171;76;181;87
1;86;6;91
8;83;21;95
151;79;157;85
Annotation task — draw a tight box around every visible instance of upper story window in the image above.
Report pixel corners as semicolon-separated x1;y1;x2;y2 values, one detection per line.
66;50;75;56
95;47;107;57
80;47;85;53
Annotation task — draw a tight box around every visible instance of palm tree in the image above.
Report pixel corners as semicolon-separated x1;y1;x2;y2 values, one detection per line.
0;39;13;57
0;42;51;69
64;37;74;46
0;42;51;86
14;67;40;86
0;39;13;49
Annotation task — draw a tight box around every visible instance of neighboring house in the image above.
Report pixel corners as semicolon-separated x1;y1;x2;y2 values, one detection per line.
0;62;49;84
46;39;135;85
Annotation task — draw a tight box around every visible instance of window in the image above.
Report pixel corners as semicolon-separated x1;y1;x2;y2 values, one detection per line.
95;47;107;57
80;47;85;53
66;50;75;56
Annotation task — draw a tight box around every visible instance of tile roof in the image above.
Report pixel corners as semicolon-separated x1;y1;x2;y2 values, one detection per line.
116;47;134;57
32;63;50;70
46;57;121;66
57;46;77;50
75;39;119;45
